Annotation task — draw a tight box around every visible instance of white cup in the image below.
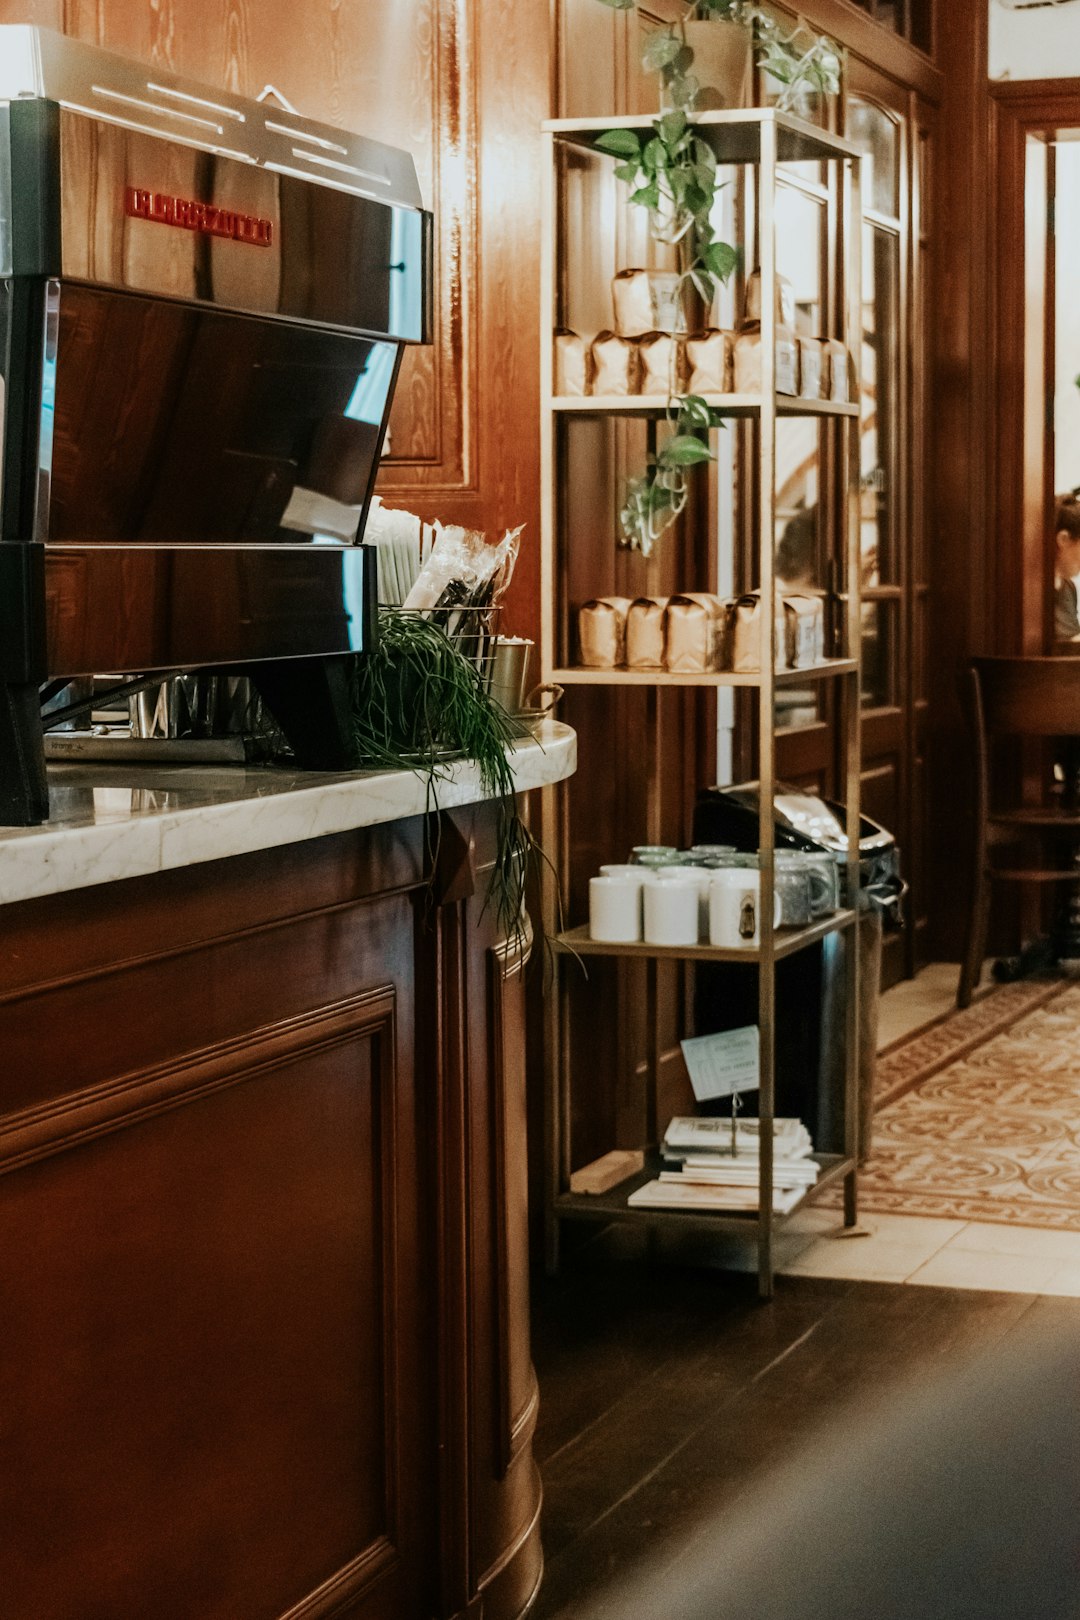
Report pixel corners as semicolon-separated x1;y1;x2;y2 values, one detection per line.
643;873;700;946
656;864;712;937
589;874;641;943
709;870;783;949
600;863;647;885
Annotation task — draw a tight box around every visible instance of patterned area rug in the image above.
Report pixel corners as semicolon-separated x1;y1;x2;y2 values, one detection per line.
853;978;1080;1232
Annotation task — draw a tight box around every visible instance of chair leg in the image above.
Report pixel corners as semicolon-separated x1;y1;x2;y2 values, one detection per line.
957;868;991;1009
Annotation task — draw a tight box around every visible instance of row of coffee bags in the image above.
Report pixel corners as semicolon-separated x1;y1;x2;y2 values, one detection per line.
554;267;852;402
555;327;849;402
578;592;826;674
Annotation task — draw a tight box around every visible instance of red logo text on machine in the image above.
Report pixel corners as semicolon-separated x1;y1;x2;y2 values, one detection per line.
124;187;274;247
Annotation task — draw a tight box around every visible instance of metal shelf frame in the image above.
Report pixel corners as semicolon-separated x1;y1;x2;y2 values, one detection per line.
539;106;864;1300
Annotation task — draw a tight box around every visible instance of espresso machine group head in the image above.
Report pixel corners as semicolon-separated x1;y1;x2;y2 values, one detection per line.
0;26;432;824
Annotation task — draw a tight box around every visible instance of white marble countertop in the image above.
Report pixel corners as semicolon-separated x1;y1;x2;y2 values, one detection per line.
0;721;576;907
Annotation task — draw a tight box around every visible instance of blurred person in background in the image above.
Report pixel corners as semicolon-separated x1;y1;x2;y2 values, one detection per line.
1054;490;1080;642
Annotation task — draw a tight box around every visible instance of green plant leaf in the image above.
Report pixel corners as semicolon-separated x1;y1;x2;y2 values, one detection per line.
694;134;717;166
643;135;667;171
662;434;714;466
658;109;687;145
703;239;739;282
595;128;643;160
642;27;683;71
613;160;641;183
689;268;715;304
629;181;661;211
679;394;714;427
671;72;699;108
594;0;636;8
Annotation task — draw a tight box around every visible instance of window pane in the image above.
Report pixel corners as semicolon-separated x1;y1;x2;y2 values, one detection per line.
776;684;820;731
776;183;824;336
848;99;900;219
776;419;823;589
861;599;896;709
861;224;900;588
775;418;824;732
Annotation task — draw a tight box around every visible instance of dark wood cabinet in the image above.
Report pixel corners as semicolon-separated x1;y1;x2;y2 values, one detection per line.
0;804;541;1620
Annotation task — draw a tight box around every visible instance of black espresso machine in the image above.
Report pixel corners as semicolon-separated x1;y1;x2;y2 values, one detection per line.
0;26;432;824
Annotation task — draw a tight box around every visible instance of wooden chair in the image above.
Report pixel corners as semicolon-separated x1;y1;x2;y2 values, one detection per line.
957;656;1080;1008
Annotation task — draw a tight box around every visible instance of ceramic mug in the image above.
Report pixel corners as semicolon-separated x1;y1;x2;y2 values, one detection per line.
589;874;642;943
656;864;712;937
709;869;783;949
643;873;700;946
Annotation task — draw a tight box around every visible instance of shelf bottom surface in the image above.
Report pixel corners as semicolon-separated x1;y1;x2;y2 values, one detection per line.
554;1149;854;1233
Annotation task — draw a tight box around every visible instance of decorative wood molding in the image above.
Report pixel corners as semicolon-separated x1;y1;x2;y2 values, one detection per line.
381;0;478;494
434;899;475;1620
278;1537;401;1620
989;82;1080;658
56;0;479;497
795;0;942;101
486;918;533;1481
0;986;396;1172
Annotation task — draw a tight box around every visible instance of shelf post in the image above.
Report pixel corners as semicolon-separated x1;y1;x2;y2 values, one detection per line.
757;114;779;1301
540;126;564;1273
843;149;864;1226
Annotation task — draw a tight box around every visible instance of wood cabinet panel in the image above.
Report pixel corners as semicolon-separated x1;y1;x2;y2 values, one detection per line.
0;806;540;1620
0;988;417;1620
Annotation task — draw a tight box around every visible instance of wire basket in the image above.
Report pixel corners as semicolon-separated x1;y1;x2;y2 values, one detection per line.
382;604;502;694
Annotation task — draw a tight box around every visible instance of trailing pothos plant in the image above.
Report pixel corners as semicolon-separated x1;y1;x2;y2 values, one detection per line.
619;393;725;557
594;107;735;554
592;1;841;554
596;0;842;117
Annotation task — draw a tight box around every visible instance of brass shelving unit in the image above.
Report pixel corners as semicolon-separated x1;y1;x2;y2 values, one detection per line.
539;108;864;1299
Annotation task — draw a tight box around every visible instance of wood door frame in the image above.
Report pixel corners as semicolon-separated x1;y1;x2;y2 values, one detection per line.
991;80;1080;659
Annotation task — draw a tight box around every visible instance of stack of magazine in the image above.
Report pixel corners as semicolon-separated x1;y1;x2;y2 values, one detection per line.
626;1116;819;1216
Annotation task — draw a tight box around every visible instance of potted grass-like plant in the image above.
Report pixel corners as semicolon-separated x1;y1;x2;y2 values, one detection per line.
351;610;541;937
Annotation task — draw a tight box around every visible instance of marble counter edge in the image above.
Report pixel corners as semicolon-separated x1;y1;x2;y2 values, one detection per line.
0;723;577;907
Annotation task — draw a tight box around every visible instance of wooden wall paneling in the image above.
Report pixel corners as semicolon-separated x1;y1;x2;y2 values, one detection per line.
924;0;990;961
1024;132;1052;656
909;94;933;965
6;0;553;639
3;0;60;20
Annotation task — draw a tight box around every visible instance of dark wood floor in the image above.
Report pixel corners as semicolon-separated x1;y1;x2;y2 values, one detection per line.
529;1228;1080;1619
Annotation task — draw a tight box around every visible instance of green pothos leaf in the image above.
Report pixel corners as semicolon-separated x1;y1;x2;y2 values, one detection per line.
595;127;643;160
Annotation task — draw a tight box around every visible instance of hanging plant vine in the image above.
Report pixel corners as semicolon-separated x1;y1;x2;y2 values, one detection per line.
592;0;841;555
596;0;842;118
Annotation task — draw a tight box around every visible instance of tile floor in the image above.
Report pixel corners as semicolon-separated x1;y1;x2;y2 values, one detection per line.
770;962;1080;1296
875;959;992;1050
